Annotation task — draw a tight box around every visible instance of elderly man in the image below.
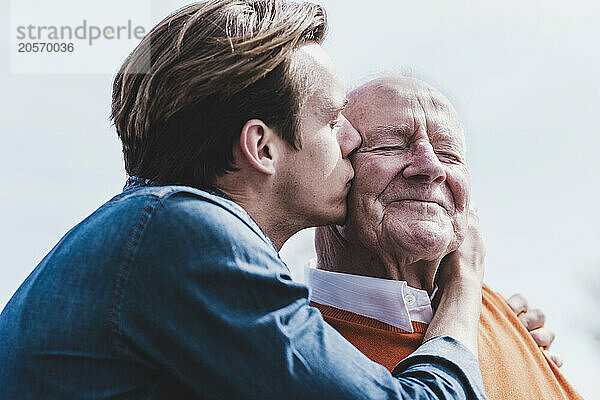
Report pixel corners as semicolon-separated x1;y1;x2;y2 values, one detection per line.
310;76;583;399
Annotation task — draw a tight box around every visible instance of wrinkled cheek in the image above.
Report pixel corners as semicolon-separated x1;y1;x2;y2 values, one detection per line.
448;169;471;248
453;212;468;240
342;195;381;245
449;170;471;213
339;189;363;240
342;157;389;243
346;164;377;222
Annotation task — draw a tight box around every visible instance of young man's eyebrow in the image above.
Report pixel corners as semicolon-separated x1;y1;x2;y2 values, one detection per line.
325;98;348;116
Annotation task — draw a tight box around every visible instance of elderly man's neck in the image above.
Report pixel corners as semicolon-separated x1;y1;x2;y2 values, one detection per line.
315;226;440;295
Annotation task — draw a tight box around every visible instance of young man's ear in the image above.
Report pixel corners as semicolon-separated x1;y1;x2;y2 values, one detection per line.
239;119;281;175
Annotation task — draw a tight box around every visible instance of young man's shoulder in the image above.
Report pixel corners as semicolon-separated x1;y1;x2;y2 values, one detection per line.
104;184;262;238
100;184;277;258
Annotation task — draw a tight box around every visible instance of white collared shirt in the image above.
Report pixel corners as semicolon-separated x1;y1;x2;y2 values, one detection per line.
305;259;434;333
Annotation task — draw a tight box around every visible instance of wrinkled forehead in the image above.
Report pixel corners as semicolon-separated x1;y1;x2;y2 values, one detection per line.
345;79;465;149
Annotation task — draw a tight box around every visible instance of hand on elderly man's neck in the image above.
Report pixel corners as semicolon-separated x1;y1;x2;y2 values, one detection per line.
424;208;486;357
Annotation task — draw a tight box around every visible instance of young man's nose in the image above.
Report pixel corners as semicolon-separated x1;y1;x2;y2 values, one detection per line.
337;115;362;158
402;140;446;184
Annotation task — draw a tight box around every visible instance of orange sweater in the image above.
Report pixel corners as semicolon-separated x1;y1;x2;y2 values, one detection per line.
313;285;583;400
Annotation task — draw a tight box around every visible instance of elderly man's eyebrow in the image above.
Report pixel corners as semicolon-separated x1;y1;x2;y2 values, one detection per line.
367;124;412;140
429;127;453;140
374;124;411;134
430;127;464;145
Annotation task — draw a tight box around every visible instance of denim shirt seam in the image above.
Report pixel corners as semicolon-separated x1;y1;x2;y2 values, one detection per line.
119;179;279;253
109;195;162;358
163;188;279;254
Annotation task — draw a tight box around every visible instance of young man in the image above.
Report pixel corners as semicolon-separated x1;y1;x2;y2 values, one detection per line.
0;2;487;398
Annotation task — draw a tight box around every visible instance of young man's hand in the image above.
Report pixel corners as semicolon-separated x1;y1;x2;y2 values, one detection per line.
436;203;486;288
507;293;563;367
426;204;485;357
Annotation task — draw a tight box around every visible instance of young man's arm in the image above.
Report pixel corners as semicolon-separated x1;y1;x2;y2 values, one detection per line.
116;192;487;399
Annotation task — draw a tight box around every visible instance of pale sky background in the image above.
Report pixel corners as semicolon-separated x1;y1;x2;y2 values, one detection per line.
1;1;599;398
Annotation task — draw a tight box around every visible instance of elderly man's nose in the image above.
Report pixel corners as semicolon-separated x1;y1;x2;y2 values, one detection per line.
402;142;446;184
337;116;362;158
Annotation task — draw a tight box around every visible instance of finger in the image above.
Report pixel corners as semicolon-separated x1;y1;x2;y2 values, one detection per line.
544;349;564;368
506;293;528;315
517;308;546;331
530;327;556;348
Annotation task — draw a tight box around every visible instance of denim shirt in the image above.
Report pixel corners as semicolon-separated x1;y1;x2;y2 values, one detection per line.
0;178;487;399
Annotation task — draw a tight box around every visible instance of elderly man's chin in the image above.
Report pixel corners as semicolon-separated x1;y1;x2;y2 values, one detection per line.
382;218;458;262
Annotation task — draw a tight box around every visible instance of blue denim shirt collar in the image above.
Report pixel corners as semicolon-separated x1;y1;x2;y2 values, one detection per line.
123;176;229;199
122;176;279;254
123;176;160;191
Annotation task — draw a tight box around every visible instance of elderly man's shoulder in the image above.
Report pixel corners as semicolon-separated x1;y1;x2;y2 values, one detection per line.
480;284;529;332
477;284;583;398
